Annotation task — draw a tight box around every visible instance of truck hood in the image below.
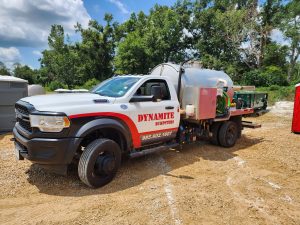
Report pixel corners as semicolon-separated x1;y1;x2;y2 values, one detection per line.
21;93;115;112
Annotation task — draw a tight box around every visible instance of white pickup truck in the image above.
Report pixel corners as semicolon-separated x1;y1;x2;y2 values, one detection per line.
13;63;261;188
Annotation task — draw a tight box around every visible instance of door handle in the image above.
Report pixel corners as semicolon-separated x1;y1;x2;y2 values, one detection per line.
165;106;174;110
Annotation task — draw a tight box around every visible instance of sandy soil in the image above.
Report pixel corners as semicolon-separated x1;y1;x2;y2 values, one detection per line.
0;102;299;225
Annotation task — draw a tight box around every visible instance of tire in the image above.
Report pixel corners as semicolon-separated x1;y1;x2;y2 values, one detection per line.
218;121;238;148
78;138;121;188
262;100;268;110
230;116;242;138
210;122;221;145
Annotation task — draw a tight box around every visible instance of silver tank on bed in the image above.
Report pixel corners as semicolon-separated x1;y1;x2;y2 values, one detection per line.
150;63;234;120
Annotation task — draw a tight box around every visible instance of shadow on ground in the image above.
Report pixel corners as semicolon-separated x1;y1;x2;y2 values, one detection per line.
26;135;264;196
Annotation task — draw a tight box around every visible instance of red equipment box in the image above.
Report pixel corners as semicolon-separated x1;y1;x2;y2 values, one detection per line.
292;83;300;134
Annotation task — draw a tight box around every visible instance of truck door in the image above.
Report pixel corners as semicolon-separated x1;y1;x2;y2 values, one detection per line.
129;78;180;147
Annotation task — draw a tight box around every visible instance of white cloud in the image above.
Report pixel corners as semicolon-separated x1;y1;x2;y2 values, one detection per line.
0;47;21;66
32;50;42;57
0;0;91;48
271;29;290;46
108;0;129;14
94;4;101;13
183;28;193;38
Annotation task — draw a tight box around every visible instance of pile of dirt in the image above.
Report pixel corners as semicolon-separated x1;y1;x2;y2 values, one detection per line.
269;101;294;116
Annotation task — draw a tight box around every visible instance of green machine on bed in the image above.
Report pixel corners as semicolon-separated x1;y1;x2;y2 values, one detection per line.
233;91;268;111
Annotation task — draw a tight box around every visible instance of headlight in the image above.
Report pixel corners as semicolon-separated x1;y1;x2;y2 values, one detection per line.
29;115;70;132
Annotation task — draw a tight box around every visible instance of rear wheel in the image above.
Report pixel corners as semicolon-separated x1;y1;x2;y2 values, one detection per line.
78;138;121;188
218;121;238;148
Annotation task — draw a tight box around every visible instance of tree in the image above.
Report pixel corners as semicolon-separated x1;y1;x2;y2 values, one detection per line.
241;0;283;69
115;31;149;74
191;0;251;81
262;42;288;68
13;64;37;84
40;25;81;88
115;4;192;74
40;14;118;87
114;12;149;74
257;0;283;67
75;14;118;81
26;0;297;87
279;0;300;82
0;61;10;75
145;4;191;63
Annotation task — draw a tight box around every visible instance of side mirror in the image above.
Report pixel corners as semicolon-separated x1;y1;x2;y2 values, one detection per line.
151;86;163;102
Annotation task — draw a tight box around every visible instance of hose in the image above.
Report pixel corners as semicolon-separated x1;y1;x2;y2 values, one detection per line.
216;92;231;114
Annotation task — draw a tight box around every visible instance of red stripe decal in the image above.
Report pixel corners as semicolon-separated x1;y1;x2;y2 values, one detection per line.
69;113;178;148
69;112;141;148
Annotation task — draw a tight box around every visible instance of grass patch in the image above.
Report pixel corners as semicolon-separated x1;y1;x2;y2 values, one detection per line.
256;85;295;105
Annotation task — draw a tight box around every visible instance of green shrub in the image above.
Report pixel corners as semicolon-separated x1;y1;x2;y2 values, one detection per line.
291;79;300;86
242;69;267;86
269;85;280;91
242;66;288;87
83;78;100;90
256;86;295;105
262;66;288;86
76;78;100;90
46;81;68;91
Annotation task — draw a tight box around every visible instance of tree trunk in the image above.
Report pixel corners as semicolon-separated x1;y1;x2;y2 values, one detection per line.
288;51;299;83
288;64;294;83
258;28;264;68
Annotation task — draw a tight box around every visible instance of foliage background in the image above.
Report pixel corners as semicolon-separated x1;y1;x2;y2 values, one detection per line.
0;0;299;92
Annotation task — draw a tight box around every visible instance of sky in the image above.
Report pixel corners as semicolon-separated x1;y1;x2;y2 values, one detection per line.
0;0;177;69
0;0;287;69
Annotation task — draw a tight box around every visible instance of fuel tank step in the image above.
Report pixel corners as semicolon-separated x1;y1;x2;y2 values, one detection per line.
129;143;179;158
242;121;261;129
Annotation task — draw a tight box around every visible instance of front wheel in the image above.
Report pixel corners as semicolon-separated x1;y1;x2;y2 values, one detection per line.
78;139;121;188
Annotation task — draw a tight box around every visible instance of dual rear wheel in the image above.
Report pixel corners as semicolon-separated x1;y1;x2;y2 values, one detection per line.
210;121;239;147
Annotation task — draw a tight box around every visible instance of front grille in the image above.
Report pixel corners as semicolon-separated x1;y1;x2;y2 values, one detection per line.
18;119;32;133
15;102;32;133
15;103;30;116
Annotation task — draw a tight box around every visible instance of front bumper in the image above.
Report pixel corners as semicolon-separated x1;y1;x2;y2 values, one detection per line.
13;127;82;165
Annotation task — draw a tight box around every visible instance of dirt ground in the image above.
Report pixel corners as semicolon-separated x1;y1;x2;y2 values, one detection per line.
0;102;299;225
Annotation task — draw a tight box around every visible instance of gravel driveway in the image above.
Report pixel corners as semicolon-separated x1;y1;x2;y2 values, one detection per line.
0;102;299;225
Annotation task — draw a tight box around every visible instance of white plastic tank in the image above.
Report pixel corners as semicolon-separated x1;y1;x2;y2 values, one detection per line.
186;104;195;117
28;84;45;96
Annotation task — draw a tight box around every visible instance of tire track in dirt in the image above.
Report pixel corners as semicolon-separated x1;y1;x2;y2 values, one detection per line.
145;155;182;225
158;157;182;225
224;155;280;224
222;147;298;224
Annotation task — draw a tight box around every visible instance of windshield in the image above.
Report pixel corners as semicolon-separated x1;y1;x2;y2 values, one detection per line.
92;76;140;97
